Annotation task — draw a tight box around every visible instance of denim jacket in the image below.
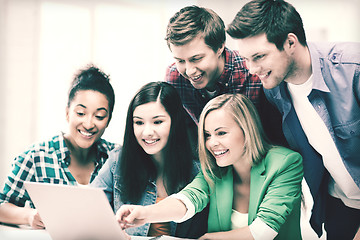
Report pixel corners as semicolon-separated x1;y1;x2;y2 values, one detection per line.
91;147;207;237
264;42;360;235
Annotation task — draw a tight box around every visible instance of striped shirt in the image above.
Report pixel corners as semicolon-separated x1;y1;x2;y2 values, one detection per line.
0;133;119;208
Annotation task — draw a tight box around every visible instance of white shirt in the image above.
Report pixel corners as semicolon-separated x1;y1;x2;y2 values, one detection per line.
288;76;360;209
170;193;277;240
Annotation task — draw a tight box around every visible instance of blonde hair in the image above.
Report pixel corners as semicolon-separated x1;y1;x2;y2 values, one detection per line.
198;93;271;184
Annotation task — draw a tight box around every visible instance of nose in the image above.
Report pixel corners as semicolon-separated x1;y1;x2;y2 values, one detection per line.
185;62;196;77
207;136;219;149
142;123;154;136
83;116;95;129
246;60;260;75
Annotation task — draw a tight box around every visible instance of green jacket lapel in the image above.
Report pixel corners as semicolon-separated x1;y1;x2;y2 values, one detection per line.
248;160;266;223
213;168;234;231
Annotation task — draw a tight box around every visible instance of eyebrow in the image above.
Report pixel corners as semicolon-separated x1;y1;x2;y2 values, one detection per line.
174;54;203;61
75;104;108;112
133;115;166;119
76;104;86;108
97;107;108;112
204;127;226;133
215;127;226;131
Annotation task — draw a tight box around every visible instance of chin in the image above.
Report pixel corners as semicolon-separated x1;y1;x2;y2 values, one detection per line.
191;82;205;90
215;160;229;168
77;139;96;149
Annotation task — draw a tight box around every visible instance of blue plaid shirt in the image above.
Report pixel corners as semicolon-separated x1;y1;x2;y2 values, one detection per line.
0;133;119;208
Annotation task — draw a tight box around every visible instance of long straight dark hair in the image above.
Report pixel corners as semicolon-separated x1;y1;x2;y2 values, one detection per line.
119;82;194;203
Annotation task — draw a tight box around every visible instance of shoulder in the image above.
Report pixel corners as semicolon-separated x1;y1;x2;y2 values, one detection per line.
96;138;120;162
92;147;122;185
106;147;122;174
309;42;360;64
224;47;245;66
20;134;64;157
10;134;65;171
263;83;287;107
263;147;303;170
165;62;181;83
191;160;201;177
98;138;120;152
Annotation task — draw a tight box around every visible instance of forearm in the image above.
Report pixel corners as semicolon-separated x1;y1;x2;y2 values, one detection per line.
145;196;187;223
0;202;35;225
200;227;254;240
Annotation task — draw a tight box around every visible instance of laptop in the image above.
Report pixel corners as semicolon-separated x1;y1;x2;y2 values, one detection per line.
24;181;129;240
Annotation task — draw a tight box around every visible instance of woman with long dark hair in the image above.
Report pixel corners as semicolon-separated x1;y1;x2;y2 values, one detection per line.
91;81;207;238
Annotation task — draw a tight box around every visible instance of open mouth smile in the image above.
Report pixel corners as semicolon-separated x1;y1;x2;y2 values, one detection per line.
143;139;160;145
79;130;95;137
257;71;271;80
213;149;229;157
190;73;203;82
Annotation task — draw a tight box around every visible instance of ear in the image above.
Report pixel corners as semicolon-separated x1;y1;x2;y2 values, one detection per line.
284;33;298;55
216;43;225;57
66;107;70;123
286;33;298;49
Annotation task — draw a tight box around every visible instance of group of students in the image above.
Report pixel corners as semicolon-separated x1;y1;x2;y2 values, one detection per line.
0;0;359;239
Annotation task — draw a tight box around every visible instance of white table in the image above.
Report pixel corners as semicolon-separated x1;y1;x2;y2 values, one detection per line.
0;223;191;240
0;223;152;240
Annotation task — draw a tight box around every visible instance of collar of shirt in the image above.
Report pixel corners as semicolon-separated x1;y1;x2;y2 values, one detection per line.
307;42;331;93
198;47;233;98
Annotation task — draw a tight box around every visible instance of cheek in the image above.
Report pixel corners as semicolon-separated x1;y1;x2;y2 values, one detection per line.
176;63;185;74
204;140;210;151
161;124;171;140
68;114;80;125
133;126;142;139
97;121;109;131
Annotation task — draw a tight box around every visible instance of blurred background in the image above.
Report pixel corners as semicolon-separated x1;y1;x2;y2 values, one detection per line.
0;0;359;238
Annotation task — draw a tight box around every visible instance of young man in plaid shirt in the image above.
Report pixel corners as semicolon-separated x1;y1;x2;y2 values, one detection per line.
164;5;286;148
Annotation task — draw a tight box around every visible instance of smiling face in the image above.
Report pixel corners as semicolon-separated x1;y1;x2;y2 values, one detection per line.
235;33;295;89
170;35;225;91
133;101;171;161
204;108;245;168
66;90;110;150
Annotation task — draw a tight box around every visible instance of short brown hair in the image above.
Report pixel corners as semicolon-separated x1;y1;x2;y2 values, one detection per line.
165;5;225;52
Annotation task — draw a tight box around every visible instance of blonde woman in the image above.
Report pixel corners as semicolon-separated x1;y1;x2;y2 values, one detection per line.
116;94;303;240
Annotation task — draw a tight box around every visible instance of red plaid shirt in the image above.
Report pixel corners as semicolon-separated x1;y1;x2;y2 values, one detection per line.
165;47;262;124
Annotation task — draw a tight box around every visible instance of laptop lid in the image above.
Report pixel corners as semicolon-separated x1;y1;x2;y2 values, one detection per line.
24;181;128;240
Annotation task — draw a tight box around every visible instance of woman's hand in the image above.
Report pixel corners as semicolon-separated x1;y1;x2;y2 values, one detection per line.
116;204;148;229
28;209;45;229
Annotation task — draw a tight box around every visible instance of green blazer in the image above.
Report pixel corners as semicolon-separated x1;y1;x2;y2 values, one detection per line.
181;147;303;240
